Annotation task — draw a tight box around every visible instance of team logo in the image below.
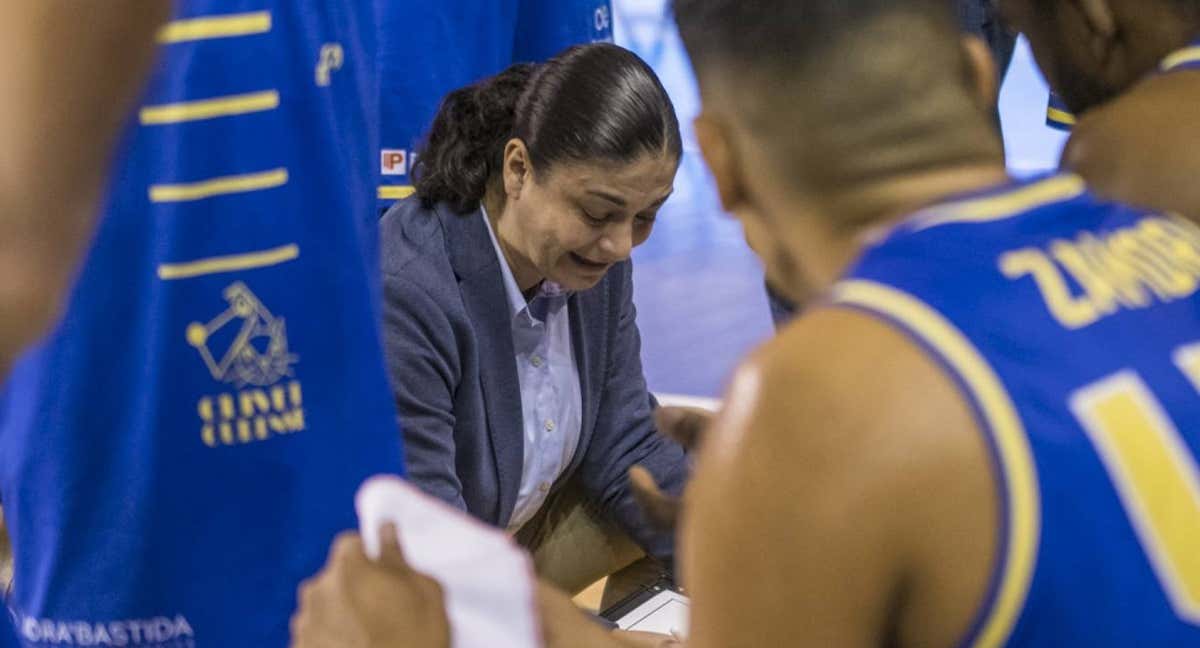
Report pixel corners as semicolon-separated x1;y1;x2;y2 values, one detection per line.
188;283;305;448
381;149;408;176
187;282;297;387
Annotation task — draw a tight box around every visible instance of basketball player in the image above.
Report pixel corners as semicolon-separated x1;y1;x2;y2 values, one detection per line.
1001;0;1200;218
0;6;168;646
376;0;613;208
673;0;1200;644
763;0;1014;326
294;1;1200;646
0;2;405;646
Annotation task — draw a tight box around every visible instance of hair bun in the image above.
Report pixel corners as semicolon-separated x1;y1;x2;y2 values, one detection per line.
413;63;539;214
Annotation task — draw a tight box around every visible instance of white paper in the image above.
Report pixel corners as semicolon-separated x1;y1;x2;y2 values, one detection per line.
356;476;543;648
615;589;690;637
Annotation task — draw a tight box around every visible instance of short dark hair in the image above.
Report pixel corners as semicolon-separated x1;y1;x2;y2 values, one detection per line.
673;0;998;206
673;0;957;83
414;43;682;214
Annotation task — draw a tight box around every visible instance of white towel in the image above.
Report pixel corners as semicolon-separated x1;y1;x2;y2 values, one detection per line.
356;476;543;648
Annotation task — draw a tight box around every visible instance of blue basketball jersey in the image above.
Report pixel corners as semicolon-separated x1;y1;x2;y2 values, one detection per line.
1047;36;1200;131
0;615;15;648
1045;92;1075;131
833;174;1200;646
0;2;403;646
376;0;612;207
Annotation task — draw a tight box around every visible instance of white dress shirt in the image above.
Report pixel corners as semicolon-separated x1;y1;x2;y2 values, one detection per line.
480;210;583;531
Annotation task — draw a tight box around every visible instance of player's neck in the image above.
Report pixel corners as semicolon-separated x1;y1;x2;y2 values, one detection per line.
799;162;1010;289
858;162;1011;227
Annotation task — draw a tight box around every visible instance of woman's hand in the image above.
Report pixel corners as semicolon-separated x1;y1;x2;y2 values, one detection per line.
629;405;714;531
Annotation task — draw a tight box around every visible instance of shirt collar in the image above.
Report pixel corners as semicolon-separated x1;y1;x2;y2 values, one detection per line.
1047;35;1200;131
479;207;568;322
1161;36;1200;73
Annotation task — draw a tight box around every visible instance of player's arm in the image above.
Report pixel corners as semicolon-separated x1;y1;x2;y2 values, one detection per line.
683;307;1000;648
1064;72;1200;218
0;1;169;375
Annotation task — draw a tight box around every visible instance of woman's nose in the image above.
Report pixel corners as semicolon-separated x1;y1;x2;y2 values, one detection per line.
598;221;634;260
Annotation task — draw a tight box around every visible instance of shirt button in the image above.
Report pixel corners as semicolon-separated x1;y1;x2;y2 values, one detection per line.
544;419;556;432
531;355;543;368
538;482;551;493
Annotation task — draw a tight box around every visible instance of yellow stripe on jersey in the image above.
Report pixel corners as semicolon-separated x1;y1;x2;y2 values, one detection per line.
149;168;288;203
378;185;416;201
1070;371;1200;624
157;244;300;280
1172;343;1200;394
831;280;1041;648
1162;46;1200;72
1046;106;1078;128
913;174;1086;231
139;91;280;125
157;11;272;44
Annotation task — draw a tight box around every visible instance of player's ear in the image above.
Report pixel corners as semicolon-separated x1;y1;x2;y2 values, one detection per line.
501;138;531;200
693;112;749;214
1074;0;1117;38
962;35;1000;111
1072;0;1117;61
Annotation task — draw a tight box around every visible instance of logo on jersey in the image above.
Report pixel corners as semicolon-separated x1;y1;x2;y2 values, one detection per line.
381;149;408;176
315;43;344;87
594;4;612;33
19;613;195;647
187;282;296;387
187;283;305;448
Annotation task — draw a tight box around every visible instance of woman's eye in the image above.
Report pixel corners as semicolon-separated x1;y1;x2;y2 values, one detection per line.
636;213;657;224
581;208;607;223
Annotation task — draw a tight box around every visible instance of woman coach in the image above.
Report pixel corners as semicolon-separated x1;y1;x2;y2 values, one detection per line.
379;43;688;595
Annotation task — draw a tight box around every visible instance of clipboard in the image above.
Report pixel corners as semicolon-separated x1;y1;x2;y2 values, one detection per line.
600;578;690;637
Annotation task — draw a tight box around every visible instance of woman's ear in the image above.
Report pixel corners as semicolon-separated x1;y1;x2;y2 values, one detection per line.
502;138;531;200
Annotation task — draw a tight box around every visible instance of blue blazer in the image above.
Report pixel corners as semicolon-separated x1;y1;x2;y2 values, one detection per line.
379;197;688;564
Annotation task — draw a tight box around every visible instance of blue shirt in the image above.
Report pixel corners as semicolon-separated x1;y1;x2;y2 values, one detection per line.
480;210;582;530
835;174;1200;646
1;3;403;646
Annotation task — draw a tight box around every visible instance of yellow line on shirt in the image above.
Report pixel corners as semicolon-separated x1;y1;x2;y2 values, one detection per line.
1162;47;1200;72
157;244;300;280
1046;107;1077;127
378;185;416;201
139;90;279;125
157;11;272;44
149;168;288;203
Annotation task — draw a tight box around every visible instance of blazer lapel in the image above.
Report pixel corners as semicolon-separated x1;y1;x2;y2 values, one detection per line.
438;206;524;526
567;286;605;476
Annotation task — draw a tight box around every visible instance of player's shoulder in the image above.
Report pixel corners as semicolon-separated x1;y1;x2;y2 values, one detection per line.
380;196;455;277
717;305;979;486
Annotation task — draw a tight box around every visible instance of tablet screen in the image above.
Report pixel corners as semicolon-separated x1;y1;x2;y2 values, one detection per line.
613;589;690;636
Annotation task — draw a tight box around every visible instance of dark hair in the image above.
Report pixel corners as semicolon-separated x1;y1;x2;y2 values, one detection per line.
673;0;1002;223
673;0;956;76
414;43;682;214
